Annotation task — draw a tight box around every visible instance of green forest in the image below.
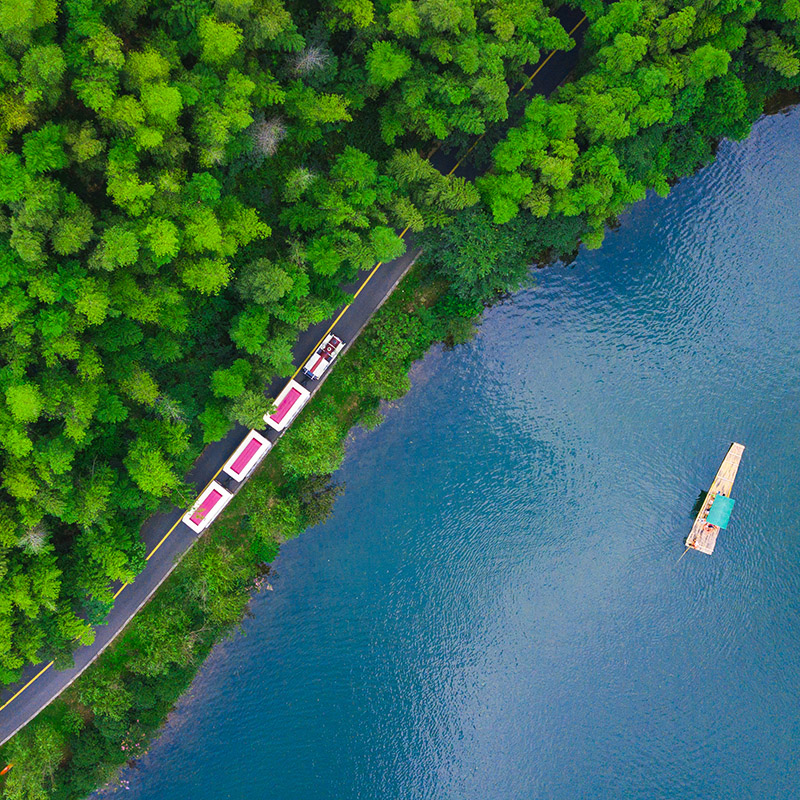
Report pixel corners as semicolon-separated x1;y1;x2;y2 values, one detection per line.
0;0;576;679
1;0;800;791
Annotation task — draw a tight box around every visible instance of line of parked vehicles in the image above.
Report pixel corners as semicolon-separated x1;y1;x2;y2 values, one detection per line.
183;333;346;532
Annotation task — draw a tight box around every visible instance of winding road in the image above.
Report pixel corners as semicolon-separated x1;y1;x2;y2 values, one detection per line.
0;7;586;748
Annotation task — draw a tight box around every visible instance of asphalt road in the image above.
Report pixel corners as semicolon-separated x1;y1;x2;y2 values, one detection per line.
0;6;586;748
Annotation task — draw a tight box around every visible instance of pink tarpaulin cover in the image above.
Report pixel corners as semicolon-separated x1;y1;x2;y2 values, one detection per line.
190;489;222;525
230;437;262;476
271;388;301;423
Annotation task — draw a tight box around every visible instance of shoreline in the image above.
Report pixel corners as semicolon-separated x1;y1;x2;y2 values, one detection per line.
90;109;800;800
2;3;799;790
87;99;800;793
0;4;589;748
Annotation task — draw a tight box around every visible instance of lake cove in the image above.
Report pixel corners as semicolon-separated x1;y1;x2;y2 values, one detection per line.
103;107;800;800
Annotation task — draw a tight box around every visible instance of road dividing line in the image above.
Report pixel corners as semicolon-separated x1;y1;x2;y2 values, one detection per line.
515;16;587;98
0;662;54;712
290;225;412;382
447;134;486;177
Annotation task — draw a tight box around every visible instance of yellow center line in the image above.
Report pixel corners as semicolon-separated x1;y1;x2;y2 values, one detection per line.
0;662;54;712
447;134;486;177
515;16;587;98
289;225;412;381
0;18;584;717
445;16;586;178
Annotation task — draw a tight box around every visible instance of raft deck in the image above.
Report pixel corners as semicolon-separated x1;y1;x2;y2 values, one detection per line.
686;442;745;554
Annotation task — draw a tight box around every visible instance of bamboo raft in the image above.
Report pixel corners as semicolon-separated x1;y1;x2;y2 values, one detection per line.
685;442;745;555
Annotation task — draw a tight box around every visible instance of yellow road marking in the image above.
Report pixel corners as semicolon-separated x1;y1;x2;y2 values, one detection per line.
515;16;587;99
447;134;486;177
0;20;584;717
0;662;54;712
145;463;226;562
290;225;412;381
445;16;586;179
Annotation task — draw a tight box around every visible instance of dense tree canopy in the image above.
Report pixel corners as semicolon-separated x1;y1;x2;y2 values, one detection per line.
0;0;575;680
478;0;800;248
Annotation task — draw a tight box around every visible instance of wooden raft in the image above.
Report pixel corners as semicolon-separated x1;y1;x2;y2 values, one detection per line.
685;442;745;555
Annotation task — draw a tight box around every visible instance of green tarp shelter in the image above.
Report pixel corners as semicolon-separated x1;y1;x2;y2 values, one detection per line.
707;495;735;528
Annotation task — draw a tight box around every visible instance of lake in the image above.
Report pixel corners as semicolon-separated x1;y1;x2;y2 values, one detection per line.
106;106;800;800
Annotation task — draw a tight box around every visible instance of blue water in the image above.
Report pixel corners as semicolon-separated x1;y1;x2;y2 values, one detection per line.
107;108;800;800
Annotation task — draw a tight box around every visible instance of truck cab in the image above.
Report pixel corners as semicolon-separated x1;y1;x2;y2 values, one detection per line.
302;333;345;380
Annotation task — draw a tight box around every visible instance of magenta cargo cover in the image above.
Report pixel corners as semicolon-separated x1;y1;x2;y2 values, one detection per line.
190;489;222;526
223;430;271;482
183;481;233;533
272;388;301;423
264;380;310;431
